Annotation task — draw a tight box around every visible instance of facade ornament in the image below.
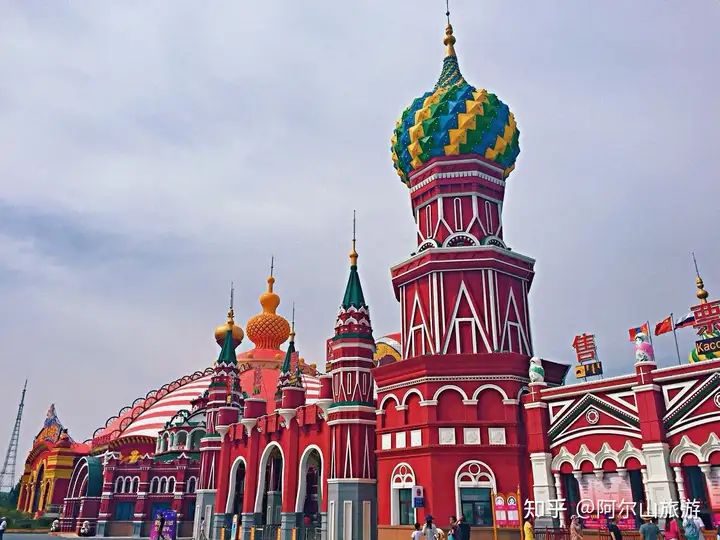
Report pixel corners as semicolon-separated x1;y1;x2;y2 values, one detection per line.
634;332;655;363
529;357;545;383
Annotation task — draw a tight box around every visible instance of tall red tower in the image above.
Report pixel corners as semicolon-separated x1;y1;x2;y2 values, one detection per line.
375;21;567;528
327;229;377;540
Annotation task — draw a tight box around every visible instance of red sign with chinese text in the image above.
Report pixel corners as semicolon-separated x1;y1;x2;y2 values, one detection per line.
691;300;720;334
572;333;597;362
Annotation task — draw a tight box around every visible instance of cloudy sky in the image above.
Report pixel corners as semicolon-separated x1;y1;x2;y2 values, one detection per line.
1;1;718;471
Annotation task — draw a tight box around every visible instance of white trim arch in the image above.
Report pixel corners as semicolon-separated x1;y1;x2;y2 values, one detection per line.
401;389;424;407
149;477;160;494
225;457;248;514
433;385;469;402
443;231;480;247
186;476;197;494
295;445;324;513
379;394;400;411
254;442;285;514
168;477;176;493
131;476;139;493
390;463;416;526
551;441;646;471
454;461;497;521
471;384;510;402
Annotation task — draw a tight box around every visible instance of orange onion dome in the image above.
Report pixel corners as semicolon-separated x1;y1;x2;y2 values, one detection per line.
245;275;291;350
214;307;244;347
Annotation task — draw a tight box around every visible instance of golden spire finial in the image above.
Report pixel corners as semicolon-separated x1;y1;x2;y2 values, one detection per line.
227;280;235;324
290;302;296;341
693;252;709;303
349;210;359;267
443;1;456;57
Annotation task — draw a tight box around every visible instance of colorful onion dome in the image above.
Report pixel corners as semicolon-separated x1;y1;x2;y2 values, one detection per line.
245;275;291;350
391;23;520;184
214;307;244;347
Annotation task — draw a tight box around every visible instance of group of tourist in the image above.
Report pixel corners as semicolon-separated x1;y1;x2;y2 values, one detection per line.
637;514;719;540
410;515;470;540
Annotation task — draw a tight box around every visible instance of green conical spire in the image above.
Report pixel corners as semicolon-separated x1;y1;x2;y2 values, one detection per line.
342;210;368;309
281;334;295;374
217;328;237;365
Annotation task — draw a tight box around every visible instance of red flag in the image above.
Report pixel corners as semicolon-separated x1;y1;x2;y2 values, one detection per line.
628;322;650;341
654;316;673;336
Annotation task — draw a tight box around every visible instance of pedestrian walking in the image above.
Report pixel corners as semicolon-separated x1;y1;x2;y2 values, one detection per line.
608;516;622;540
570;515;584;540
0;515;7;540
523;515;535;540
411;522;423;540
422;515;439;540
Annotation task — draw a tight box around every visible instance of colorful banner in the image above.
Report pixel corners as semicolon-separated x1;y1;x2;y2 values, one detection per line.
577;473;635;530
495;495;507;526
150;509;177;540
506;494;520;527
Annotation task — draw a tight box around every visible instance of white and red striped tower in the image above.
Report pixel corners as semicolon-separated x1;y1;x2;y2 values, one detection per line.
196;301;244;540
326;224;377;540
391;154;535;358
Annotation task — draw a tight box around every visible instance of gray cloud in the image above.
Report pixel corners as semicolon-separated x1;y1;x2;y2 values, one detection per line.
0;0;718;473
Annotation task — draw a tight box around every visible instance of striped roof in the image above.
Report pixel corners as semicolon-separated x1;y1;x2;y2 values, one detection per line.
91;366;320;446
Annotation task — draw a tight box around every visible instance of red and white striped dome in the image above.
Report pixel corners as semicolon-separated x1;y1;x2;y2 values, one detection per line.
91;367;320;446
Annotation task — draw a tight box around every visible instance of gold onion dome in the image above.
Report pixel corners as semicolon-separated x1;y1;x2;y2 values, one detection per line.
214;307;244;347
246;275;291;349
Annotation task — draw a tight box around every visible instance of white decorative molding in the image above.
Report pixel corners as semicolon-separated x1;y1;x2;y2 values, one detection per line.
377;374;529;394
488;427;506;445
463;427;481;445
668;432;720;463
410;429;422;448
395;432;407;449
380;434;392;451
439;427;456;445
551;440;644;470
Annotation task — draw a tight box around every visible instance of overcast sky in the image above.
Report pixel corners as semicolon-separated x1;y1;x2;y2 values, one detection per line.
1;1;718;473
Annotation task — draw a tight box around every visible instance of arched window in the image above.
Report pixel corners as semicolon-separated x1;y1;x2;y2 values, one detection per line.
149;477;159;494
455;461;496;526
390;463;416;526
453;198;463;232
176;431;188;449
168;477;176;494
131;477;140;493
115;477;124;494
159;477;168;494
425;205;432;238
186;477;197;493
160;433;169;453
189;430;206;450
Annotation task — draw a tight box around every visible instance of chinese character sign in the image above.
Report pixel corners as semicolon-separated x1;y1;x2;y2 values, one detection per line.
572;333;597;362
692;300;720;334
150;510;177;540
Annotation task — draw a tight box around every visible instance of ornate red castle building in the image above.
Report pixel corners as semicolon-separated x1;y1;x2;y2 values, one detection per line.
15;16;720;540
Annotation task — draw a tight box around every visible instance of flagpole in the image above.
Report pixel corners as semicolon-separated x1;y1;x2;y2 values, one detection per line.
671;312;682;365
646;320;654;347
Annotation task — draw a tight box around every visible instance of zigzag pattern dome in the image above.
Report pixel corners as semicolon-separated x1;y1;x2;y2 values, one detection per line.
391;24;520;184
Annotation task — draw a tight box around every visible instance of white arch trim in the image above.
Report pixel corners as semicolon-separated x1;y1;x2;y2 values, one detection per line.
471;384;510;402
295;445;324;513
401;389;425;407
68;460;89;498
225;457;248;514
379;394;400;411
551;441;646;471
390;463;417;526
254;442;285;514
454;460;497;520
669;433;720;463
432;385;469;402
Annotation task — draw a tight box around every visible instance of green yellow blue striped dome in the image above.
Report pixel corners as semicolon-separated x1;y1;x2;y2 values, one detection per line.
391;25;520;185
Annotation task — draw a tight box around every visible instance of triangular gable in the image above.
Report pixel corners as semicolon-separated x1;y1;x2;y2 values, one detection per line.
548;394;640;442
549;399;575;425
662;380;699;412
664;372;720;431
606;391;638;413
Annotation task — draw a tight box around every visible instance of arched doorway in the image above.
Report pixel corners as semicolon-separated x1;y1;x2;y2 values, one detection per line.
296;447;323;532
32;464;45;514
255;444;283;527
225;457;247;517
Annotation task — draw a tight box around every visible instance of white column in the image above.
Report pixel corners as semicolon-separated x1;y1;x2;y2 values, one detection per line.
641;443;677;507
530;453;556;517
673;467;686;502
553;473;567;526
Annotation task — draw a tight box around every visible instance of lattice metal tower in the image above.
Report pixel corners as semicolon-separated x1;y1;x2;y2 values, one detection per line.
0;380;28;493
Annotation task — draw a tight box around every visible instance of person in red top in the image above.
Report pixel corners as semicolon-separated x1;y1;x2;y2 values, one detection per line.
665;516;681;540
